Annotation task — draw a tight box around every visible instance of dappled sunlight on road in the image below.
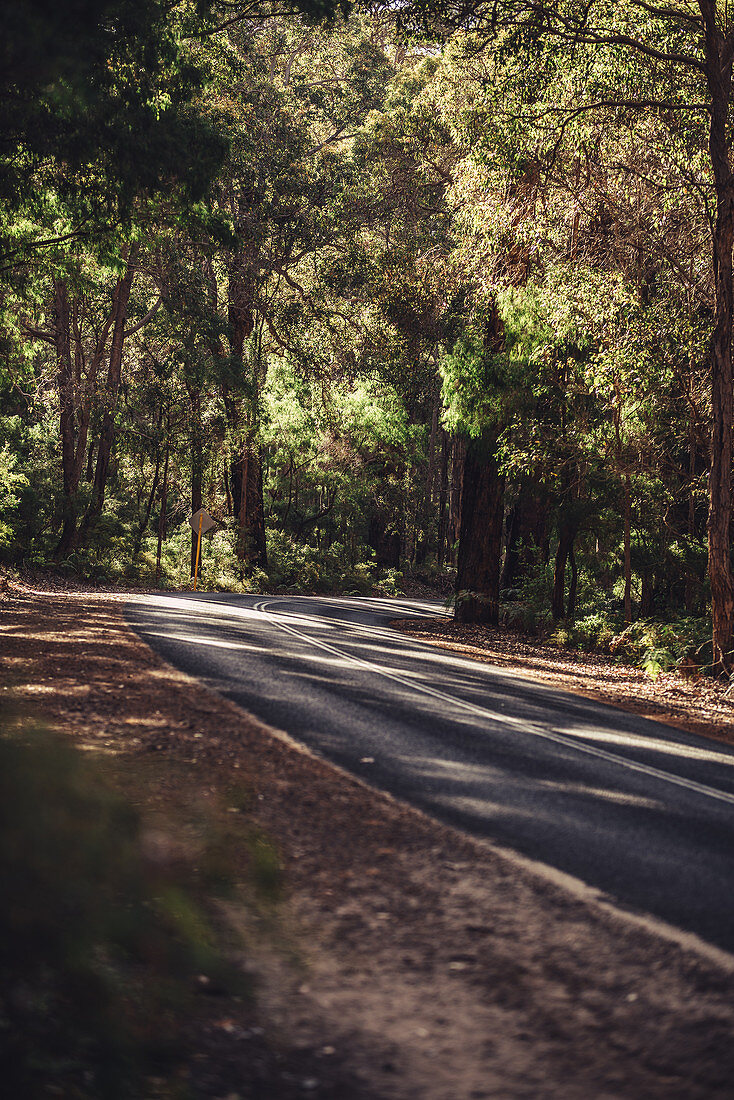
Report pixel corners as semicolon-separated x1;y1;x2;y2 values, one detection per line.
120;590;734;952
143;629;272;656
127;593;734;815
537;781;662;810
561;725;734;768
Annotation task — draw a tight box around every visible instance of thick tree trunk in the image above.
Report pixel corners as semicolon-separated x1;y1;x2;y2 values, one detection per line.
708;198;734;669
455;431;505;625
703;19;734;673
223;259;267;570
641;571;654;617
231;440;267;568
54;282;113;557
447;435;465;566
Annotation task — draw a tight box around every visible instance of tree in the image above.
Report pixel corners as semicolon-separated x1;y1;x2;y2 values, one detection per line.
395;0;734;667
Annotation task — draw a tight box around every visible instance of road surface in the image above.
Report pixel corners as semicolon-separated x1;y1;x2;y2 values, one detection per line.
126;593;734;952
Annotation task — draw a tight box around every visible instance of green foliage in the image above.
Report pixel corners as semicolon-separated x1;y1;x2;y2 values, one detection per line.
0;723;247;1098
609;617;712;677
0;1;723;658
266;530;376;594
0;443;28;548
550;612;618;653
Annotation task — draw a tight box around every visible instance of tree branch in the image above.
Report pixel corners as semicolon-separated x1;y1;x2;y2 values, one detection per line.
123;295;163;338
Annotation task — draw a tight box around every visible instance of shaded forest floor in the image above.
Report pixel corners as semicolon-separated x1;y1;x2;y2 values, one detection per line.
392;616;734;747
3;580;734;1098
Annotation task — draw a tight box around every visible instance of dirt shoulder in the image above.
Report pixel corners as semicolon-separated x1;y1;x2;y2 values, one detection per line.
3;584;734;1099
392;615;734;746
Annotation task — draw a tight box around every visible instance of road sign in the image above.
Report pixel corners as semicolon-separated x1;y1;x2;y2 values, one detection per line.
189;508;217;535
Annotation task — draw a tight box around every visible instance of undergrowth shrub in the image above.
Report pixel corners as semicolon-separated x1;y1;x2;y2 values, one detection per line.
500;553;554;635
550;612;618;652
608;617;712;678
549;614;712;677
266;530;376;594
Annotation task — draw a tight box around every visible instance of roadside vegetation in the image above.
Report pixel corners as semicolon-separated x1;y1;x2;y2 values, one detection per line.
2;0;734;680
0;705;300;1098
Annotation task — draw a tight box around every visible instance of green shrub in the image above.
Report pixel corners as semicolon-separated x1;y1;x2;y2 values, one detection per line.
502;599;552;636
266;530;378;594
550;612;618;652
266;529;329;590
374;568;404;597
609;616;712;677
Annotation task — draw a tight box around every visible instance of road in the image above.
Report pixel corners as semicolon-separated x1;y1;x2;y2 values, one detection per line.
126;592;734;952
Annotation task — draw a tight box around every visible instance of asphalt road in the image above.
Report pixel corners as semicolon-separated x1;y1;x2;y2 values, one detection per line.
126;592;734;952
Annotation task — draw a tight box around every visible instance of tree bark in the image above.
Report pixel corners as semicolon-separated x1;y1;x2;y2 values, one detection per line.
623;471;633;624
80;248;137;540
437;430;450;567
455;430;505;625
223;257;268;570
703;10;734;673
641;571;654;617
447;434;465;566
231;439;267;568
155;421;170;586
568;543;578;620
189;390;203;578
54;279;76;557
53;280;114;557
552;523;576;622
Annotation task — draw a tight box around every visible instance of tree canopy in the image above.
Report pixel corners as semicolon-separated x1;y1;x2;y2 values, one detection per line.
3;0;734;673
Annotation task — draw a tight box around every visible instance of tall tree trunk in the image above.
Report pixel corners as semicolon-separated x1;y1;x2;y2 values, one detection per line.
703;17;734;673
190;390;203;578
641;571;654;617
80;248;137;540
231;439;267;568
623;471;632;624
685;412;699;612
552;524;576;622
155;422;170;586
437;431;451;568
54;280;77;557
54;281;112;556
568;543;578;620
455;431;505;625
224;259;267;570
447;435;465;567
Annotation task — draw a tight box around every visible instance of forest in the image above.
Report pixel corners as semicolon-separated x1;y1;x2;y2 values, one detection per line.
3;0;734;675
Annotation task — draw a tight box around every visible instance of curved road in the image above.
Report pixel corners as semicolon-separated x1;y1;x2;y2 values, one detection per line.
126;593;734;952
